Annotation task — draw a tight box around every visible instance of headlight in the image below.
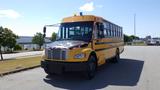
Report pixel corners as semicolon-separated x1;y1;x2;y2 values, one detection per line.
74;53;85;59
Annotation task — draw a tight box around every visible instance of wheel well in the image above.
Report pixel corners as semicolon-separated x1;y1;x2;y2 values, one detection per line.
89;51;98;62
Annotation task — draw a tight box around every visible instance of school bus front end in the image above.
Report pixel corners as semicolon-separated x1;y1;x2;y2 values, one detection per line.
41;15;97;79
41;40;93;74
41;14;124;79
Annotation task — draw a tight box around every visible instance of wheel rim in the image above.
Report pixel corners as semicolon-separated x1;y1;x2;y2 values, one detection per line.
89;62;96;72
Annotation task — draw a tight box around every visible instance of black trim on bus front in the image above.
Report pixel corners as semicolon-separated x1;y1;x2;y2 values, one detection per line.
95;47;116;52
41;60;88;74
95;44;124;52
95;41;123;45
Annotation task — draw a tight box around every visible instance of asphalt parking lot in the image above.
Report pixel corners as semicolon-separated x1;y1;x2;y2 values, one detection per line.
0;46;160;90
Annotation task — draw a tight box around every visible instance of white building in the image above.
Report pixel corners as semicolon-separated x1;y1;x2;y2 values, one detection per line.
16;36;52;50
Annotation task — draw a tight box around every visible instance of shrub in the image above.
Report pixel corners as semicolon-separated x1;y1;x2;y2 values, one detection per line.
14;44;22;51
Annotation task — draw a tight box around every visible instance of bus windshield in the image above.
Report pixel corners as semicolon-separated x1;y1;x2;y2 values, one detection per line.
57;21;93;42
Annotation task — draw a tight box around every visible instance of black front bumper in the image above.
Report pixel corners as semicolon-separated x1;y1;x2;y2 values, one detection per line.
41;60;88;74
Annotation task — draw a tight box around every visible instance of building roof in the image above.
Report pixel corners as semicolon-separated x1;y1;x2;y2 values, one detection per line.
16;36;52;44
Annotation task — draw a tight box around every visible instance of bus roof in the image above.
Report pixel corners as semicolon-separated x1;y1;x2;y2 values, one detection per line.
62;15;122;28
62;15;103;23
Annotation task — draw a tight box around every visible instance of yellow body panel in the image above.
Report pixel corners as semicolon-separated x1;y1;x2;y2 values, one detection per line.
94;37;124;66
43;15;124;67
62;15;103;23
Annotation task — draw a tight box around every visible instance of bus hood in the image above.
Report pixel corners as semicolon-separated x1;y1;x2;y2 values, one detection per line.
46;40;87;49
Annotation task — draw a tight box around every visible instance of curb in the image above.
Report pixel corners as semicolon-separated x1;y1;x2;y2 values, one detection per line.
0;65;41;77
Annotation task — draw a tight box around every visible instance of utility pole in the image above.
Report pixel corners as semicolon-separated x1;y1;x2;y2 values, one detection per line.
134;14;136;36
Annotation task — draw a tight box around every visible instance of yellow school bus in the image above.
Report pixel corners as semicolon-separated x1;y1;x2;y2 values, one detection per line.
41;13;124;79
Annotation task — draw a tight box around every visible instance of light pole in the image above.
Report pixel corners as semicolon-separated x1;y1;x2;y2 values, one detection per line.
134;14;136;36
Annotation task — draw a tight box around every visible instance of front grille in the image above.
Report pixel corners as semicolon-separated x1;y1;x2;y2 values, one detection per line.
45;48;68;60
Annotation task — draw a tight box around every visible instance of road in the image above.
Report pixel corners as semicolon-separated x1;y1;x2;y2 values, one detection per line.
2;51;43;60
0;46;160;90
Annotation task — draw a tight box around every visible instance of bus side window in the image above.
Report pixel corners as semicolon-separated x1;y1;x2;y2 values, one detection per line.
105;22;110;37
118;27;120;37
113;25;115;37
97;23;104;38
108;30;110;37
103;23;107;37
117;27;119;37
120;28;122;38
104;28;107;37
121;28;123;38
116;26;118;37
110;24;113;37
81;27;86;37
108;24;111;37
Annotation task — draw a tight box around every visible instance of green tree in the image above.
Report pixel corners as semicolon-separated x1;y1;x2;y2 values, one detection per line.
124;34;132;42
3;28;18;52
124;34;140;43
130;35;139;40
14;44;22;51
0;27;4;60
51;32;57;41
0;27;17;60
32;32;44;50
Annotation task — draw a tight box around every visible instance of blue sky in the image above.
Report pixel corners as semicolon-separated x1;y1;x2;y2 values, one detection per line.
0;0;160;38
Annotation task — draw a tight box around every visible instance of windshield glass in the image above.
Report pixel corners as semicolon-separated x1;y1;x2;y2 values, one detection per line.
57;21;93;42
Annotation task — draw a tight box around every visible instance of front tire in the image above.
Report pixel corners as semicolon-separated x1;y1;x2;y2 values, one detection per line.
86;55;97;80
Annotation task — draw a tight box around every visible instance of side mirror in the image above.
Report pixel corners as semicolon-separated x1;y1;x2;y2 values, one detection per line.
43;27;46;38
43;27;46;34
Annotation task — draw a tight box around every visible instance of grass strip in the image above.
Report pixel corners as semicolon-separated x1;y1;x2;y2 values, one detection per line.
0;56;41;75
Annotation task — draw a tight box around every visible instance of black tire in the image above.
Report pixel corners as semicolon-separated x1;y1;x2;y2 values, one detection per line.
86;55;97;80
110;49;120;63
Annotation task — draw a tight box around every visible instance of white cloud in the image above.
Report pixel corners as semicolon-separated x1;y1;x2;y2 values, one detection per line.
79;2;94;12
0;9;21;19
